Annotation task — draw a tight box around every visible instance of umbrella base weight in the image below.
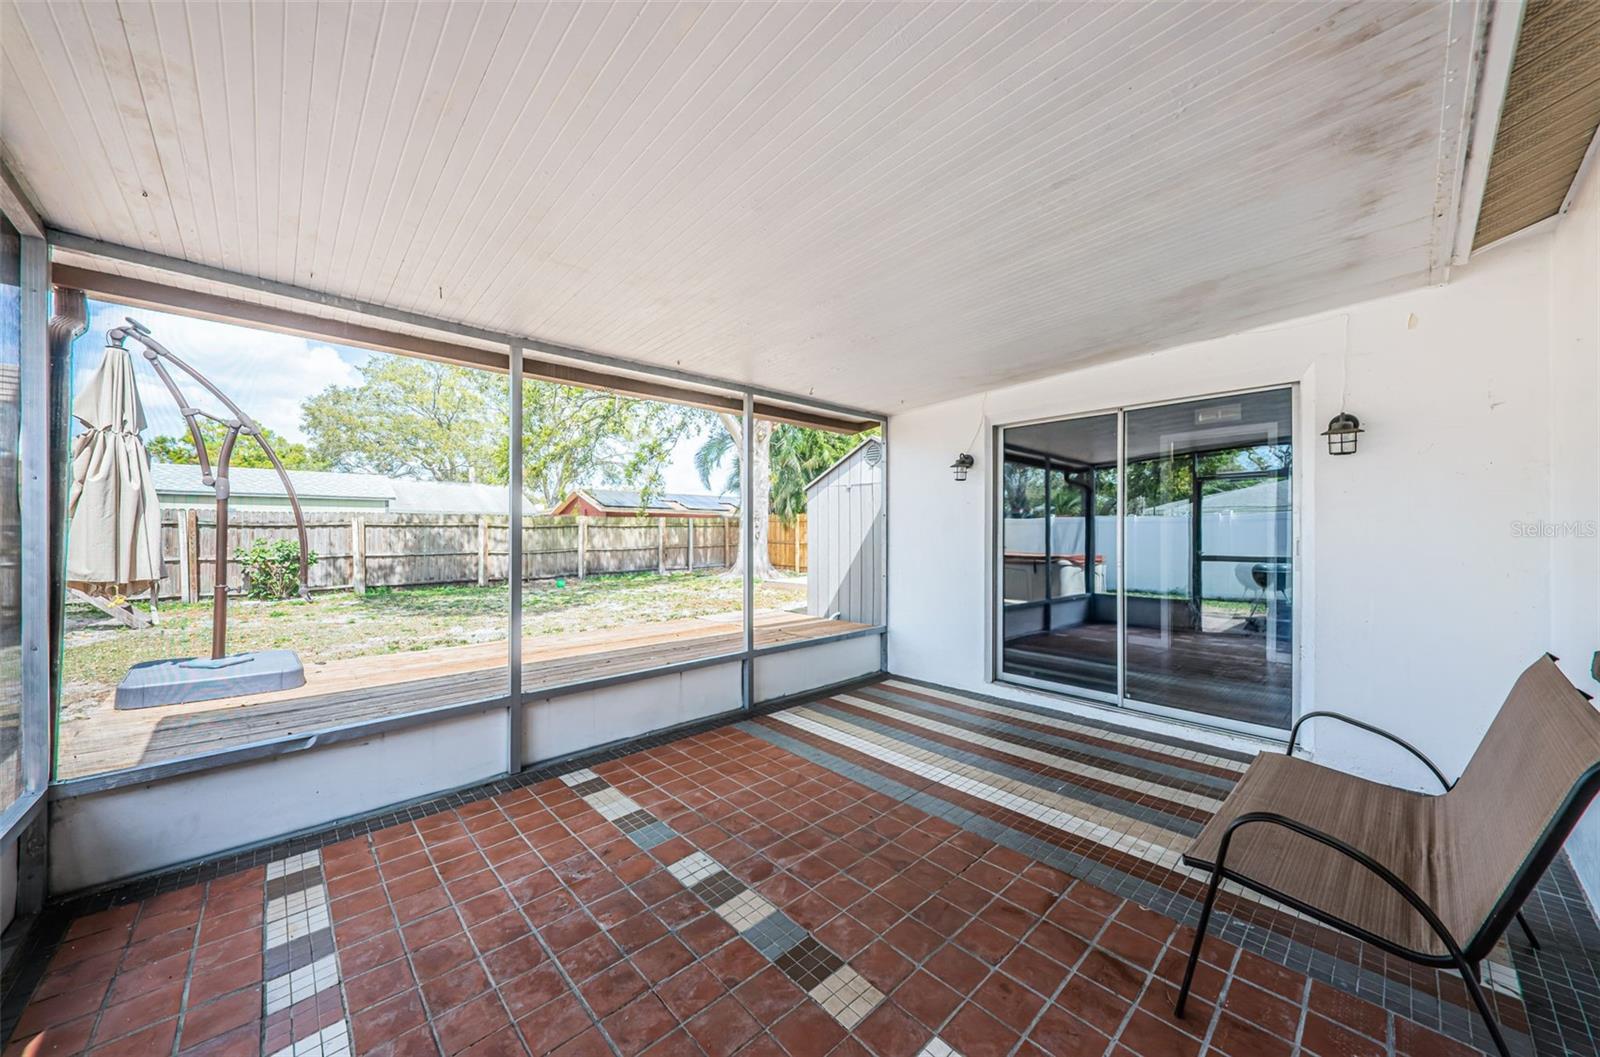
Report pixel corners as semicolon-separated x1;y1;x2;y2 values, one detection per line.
115;649;306;710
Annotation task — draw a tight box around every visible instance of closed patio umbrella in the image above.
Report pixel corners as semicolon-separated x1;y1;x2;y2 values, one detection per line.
66;342;164;601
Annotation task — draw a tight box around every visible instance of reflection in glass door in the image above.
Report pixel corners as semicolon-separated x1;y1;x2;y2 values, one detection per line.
996;389;1294;732
999;414;1118;699
1123;390;1293;729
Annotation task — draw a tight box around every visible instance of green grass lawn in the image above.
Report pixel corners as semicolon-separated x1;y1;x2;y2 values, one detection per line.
62;571;805;711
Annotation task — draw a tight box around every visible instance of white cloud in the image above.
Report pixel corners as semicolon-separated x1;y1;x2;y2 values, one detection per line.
81;300;367;443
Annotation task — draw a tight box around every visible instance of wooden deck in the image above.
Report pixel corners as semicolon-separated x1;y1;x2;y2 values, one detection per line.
58;610;869;780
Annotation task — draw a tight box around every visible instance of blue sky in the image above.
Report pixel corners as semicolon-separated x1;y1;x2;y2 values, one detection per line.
79;299;724;494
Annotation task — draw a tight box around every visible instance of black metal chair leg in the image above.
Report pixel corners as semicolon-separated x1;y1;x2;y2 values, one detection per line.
1515;910;1541;950
1174;867;1225;1018
1457;957;1512;1057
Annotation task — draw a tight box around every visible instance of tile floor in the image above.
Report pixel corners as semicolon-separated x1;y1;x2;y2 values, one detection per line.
5;676;1597;1057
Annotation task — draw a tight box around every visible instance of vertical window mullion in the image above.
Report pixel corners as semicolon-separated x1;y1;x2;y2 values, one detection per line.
506;342;523;774
1115;409;1127;707
741;391;755;712
20;234;49;800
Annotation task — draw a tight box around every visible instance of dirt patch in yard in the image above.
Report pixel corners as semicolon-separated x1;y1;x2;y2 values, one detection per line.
61;572;805;722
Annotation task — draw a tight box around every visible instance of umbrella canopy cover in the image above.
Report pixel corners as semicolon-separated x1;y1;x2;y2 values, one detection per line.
67;343;165;598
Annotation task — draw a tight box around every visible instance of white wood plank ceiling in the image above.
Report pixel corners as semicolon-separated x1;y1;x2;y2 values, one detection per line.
2;1;1485;413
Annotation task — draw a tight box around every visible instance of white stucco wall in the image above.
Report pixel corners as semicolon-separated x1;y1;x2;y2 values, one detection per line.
1549;161;1600;903
889;229;1575;795
50;711;508;892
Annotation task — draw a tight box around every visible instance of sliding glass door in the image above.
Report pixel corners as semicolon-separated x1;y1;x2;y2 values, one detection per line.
997;388;1294;733
1000;414;1118;699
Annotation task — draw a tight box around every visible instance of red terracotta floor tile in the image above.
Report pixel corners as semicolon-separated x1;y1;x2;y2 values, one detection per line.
9;725;1512;1057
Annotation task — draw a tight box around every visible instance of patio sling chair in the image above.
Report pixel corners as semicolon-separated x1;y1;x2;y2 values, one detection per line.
1172;654;1600;1057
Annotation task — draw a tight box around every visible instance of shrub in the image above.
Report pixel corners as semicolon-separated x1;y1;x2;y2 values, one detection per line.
236;539;317;600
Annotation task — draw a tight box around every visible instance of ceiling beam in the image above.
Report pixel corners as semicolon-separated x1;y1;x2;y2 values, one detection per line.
0;158;45;239
1450;0;1525;265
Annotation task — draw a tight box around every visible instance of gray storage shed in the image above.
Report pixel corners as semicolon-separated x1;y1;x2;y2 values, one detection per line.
804;438;885;626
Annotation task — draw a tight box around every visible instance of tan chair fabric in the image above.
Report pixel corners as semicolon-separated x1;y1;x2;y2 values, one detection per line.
1185;656;1600;957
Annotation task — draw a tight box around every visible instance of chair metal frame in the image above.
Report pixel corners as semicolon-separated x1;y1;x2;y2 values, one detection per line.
1174;703;1600;1057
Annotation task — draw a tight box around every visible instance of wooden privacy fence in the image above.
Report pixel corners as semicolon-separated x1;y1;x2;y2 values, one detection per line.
153;510;740;600
767;515;808;572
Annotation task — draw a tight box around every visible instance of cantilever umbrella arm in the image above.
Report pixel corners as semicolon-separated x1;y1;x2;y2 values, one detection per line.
106;317;314;659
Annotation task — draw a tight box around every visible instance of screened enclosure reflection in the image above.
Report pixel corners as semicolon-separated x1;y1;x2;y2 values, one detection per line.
998;389;1294;731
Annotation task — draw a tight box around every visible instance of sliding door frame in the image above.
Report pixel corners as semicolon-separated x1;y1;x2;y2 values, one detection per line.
991;382;1301;740
991;408;1121;709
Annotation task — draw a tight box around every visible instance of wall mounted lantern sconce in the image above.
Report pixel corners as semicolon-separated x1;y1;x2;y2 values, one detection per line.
951;453;975;481
1322;412;1363;456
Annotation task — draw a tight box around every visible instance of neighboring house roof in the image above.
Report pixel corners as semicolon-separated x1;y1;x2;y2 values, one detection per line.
150;463;538;515
558;488;737;515
149;463;397;502
805;438;884;494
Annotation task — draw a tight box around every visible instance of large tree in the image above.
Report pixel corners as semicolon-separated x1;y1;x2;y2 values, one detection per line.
146;420;326;471
299;355;698;505
515;383;699;505
302;358;505;482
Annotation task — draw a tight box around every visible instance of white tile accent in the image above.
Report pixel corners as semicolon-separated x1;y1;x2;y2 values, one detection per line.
267;884;328;924
834;693;1222;812
881;679;1251;772
266;850;322;880
265;953;341;1014
586;788;644;820
808;965;884;1029
917;1040;957;1057
666;851;721;887
776;711;1181;869
267;1019;351;1057
715;889;777;930
561;768;601;786
1483;957;1522;997
265;901;331;949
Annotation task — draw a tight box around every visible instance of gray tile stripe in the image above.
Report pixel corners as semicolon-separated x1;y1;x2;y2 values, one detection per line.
562;769;885;1027
773;935;845;991
259;850;351;1056
613;809;659;834
264;925;338;981
806;701;1206;837
745;717;1533;1055
858;685;1238;794
688;870;747;907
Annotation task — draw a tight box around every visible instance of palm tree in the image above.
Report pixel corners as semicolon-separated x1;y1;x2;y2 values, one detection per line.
696;414;776;580
696;417;878;580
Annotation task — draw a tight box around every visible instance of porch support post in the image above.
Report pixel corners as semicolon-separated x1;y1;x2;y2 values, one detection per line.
741;390;755;713
507;343;524;775
20;233;51;799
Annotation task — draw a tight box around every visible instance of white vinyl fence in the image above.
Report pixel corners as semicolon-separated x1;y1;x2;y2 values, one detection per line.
1004;511;1291;599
